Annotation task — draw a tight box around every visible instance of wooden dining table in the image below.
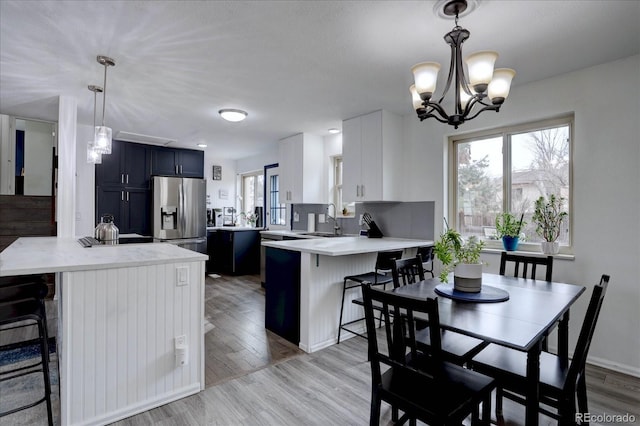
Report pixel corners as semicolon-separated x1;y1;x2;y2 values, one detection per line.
391;273;585;426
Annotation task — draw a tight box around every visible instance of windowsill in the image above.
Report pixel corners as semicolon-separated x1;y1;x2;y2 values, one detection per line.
482;247;575;261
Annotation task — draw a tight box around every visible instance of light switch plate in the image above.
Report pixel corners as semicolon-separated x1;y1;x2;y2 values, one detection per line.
318;214;326;223
176;266;189;286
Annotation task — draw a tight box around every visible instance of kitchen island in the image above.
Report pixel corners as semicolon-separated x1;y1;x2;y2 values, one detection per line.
262;236;432;352
0;237;207;426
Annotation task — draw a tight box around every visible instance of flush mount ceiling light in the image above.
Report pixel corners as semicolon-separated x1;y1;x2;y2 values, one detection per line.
328;128;341;134
197;143;208;148
219;109;248;122
87;85;103;164
410;0;515;129
94;55;115;154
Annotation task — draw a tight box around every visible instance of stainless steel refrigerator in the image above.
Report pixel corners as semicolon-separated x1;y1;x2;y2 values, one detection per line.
152;176;207;254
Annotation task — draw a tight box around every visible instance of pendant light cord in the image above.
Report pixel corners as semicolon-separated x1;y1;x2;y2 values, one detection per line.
101;64;107;126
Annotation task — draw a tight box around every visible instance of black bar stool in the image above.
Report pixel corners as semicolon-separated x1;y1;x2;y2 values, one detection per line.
0;275;54;425
337;250;403;343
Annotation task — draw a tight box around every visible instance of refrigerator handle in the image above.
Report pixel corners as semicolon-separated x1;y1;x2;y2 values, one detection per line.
178;183;185;234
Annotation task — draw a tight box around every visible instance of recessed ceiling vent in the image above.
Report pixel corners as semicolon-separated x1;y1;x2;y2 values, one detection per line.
114;131;176;146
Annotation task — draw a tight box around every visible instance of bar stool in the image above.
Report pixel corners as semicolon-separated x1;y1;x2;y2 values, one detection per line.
337;250;403;343
0;276;53;426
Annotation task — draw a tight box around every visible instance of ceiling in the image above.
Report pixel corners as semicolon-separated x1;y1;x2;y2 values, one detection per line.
1;1;638;160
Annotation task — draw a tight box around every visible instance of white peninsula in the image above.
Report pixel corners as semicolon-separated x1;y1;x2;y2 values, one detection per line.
262;236;432;353
0;237;207;426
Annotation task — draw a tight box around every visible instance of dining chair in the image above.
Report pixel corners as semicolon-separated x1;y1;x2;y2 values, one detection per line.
391;255;489;366
416;246;435;278
499;251;555;350
0;276;54;426
499;251;554;281
362;283;495;426
470;274;610;425
337;250;403;343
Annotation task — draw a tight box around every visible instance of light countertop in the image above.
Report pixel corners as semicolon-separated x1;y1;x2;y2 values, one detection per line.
261;236;433;256
0;237;208;276
207;226;262;232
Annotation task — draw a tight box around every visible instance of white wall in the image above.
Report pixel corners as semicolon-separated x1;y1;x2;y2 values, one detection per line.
403;55;640;376
75;123;96;236
324;133;342;205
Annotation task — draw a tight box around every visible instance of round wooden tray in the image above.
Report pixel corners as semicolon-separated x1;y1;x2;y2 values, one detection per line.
434;283;509;303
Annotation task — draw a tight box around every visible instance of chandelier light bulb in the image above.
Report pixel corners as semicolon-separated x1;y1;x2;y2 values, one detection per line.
465;50;498;93
488;68;516;104
87;141;102;164
411;62;441;100
459;86;472;110
94;125;112;154
409;85;423;111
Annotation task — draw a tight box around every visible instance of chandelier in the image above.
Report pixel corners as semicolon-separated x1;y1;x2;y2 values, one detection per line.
86;84;103;164
94;55;115;154
410;0;515;129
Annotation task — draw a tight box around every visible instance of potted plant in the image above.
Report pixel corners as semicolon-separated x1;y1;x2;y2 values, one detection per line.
495;212;525;251
434;222;485;292
532;194;567;254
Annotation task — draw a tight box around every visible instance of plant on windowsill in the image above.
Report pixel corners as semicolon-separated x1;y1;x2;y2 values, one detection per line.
532;194;567;255
495;212;526;251
434;220;485;293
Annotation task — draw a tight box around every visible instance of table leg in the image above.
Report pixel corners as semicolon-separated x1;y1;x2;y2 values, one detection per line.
525;340;542;426
558;311;570;362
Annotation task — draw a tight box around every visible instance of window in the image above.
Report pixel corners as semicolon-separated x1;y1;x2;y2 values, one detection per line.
332;156;354;215
269;174;286;226
241;171;264;218
450;116;572;251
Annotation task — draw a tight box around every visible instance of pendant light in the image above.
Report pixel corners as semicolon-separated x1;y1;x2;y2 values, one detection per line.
410;0;515;129
87;85;103;164
94;55;115;154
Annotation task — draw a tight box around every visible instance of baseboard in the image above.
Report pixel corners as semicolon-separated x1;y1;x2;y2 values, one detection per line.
587;355;640;379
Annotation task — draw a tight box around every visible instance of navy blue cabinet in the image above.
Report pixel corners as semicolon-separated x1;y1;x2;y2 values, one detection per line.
210;230;260;275
150;147;204;178
264;247;300;345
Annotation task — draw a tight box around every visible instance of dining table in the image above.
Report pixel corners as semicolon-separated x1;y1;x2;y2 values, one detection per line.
391;272;586;426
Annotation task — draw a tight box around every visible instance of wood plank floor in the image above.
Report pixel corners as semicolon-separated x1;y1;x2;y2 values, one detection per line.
3;273;639;425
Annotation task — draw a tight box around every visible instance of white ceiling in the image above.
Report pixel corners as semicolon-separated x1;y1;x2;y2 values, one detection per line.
1;1;638;159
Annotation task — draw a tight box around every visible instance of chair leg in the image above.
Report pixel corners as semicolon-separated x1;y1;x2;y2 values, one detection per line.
38;320;54;426
337;280;349;344
577;372;589;421
369;393;381;426
495;387;504;418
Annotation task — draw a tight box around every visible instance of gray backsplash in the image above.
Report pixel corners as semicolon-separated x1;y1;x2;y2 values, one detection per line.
289;201;434;240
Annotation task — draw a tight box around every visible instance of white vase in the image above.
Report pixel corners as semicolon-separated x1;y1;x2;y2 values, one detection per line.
541;241;560;254
453;263;483;293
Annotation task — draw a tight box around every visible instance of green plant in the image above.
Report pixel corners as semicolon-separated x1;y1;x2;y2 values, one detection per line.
532;194;568;242
434;223;485;283
495;212;525;238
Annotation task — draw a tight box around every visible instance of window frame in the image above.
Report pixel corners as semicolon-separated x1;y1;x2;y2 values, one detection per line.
448;115;574;254
240;170;264;219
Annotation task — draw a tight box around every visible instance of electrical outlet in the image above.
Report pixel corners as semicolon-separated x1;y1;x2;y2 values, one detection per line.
318;214;326;223
175;335;186;347
176;266;189;286
359;214;364;226
293;211;300;222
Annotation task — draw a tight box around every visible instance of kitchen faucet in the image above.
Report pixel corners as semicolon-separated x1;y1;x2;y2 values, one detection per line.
327;203;342;236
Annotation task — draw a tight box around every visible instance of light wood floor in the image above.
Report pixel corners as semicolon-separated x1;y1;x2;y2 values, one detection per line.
4;274;639;425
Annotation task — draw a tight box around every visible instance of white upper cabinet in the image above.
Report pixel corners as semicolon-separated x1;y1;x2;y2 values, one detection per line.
278;133;324;204
342;110;402;202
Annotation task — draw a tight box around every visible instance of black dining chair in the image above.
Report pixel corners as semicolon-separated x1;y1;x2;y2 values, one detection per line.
499;251;554;281
362;283;495;426
0;276;54;426
470;274;610;424
390;255;489;366
416;246;435;278
337;250;403;343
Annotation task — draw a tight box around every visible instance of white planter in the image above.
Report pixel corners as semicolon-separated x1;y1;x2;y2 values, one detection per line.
453;263;483;293
540;241;560;255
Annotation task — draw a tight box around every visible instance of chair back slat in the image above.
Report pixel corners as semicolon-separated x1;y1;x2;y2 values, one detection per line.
565;275;610;393
390;255;426;288
499;252;554;281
